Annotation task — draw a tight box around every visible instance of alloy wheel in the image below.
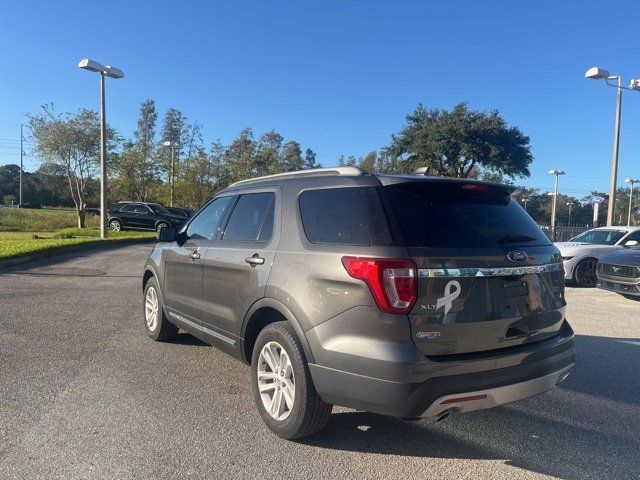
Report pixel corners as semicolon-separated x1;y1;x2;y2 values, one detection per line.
109;220;121;231
145;286;159;331
257;341;296;421
575;259;597;287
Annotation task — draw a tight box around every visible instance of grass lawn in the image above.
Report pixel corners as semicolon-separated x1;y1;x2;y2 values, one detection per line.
0;207;100;232
0;229;155;261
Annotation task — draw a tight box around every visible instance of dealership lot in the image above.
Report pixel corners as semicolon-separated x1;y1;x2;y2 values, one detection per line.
0;244;638;480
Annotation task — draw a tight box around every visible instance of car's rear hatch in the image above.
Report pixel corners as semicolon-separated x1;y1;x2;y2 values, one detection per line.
379;178;566;357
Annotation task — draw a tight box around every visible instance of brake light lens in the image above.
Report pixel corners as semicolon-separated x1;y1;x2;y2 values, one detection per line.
341;257;417;314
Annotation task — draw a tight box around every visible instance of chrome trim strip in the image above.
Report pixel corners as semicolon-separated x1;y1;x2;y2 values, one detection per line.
418;262;564;278
168;311;236;346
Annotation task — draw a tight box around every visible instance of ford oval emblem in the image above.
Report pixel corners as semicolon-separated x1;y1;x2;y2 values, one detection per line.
507;250;528;262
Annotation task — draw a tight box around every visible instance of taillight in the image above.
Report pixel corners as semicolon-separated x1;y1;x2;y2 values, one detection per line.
341;257;417;314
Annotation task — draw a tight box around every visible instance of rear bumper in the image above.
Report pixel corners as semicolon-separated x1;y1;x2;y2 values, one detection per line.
307;310;575;418
420;364;573;419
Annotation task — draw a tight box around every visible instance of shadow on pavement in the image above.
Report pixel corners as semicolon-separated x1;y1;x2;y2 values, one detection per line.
302;334;640;479
169;332;209;347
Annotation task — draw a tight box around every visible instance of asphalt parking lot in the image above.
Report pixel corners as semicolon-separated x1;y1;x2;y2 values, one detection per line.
1;244;638;480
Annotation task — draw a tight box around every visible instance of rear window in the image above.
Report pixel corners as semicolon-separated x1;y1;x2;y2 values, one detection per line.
299;188;370;245
382;182;551;248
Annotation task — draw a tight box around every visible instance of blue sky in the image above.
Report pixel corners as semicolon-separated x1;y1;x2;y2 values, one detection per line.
1;0;639;198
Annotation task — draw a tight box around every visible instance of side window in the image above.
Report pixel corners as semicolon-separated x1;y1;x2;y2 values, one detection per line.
223;193;275;242
186;196;233;241
120;204;137;213
134;205;151;214
299;188;370;245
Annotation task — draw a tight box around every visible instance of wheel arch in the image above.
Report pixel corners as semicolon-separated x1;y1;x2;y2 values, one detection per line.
142;266;158;291
241;298;314;365
573;256;598;284
154;220;170;230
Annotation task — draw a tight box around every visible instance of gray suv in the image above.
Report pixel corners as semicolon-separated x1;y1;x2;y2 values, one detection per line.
143;167;575;439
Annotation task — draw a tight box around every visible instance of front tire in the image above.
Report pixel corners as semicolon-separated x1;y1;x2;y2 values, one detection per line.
251;322;332;440
143;278;178;341
156;222;169;233
574;258;598;287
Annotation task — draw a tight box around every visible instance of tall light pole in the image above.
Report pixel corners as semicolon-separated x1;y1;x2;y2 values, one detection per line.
625;178;640;225
78;59;124;239
521;198;530;211
549;169;565;241
19;124;24;205
585;67;640;226
566;202;573;225
163;141;178;207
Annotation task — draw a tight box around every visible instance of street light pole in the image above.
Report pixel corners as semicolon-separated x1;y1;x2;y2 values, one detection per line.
19;124;24;206
99;71;107;239
626;178;640;225
608;77;622;226
585;67;640;226
549;169;565;241
78;59;124;239
566;202;573;225
163;141;177;207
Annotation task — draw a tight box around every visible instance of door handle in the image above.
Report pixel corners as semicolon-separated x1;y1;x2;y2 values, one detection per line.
189;251;201;260
245;254;265;266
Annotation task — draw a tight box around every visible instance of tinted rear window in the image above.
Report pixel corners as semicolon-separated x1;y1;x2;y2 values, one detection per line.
299;188;370;245
383;182;551;248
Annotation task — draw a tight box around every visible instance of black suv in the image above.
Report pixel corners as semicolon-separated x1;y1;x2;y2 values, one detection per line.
107;202;187;232
143;167;575;439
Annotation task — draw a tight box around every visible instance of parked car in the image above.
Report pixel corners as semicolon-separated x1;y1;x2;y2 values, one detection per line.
165;206;193;219
86;207;100;216
556;226;640;287
107;202;187;232
18;202;42;209
142;167;575;439
596;243;640;298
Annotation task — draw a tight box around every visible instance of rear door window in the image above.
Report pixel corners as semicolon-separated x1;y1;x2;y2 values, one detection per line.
223;193;275;242
299;188;370;245
382;182;551;248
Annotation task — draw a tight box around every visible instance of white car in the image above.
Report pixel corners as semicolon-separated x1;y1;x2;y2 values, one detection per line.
556;226;640;287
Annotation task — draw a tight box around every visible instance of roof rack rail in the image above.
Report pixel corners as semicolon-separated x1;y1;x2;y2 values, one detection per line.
228;166;368;187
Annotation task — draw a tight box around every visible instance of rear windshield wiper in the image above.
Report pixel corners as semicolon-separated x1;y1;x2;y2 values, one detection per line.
497;234;538;244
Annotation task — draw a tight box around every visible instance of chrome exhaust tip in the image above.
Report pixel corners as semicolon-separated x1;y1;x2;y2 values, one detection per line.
435;408;453;423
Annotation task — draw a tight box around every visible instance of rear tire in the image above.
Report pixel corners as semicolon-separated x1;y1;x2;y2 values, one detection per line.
251;321;332;440
143;278;178;341
573;258;598;287
109;219;122;231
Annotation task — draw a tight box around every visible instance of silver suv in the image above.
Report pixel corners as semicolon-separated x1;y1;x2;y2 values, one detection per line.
143;167;575;439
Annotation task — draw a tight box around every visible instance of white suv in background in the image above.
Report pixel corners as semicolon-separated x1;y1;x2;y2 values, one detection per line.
556;226;640;287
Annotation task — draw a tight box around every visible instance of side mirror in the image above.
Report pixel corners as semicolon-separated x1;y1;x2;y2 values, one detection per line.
624;240;639;247
157;226;177;242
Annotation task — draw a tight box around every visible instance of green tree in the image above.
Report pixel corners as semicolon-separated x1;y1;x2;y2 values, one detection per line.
387;102;533;179
29;105;116;227
358;151;377;172
282;141;303;172
256;130;284;175
224;128;257;182
303;148;320;170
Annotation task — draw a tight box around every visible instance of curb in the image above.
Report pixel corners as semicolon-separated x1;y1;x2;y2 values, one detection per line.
0;237;156;271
